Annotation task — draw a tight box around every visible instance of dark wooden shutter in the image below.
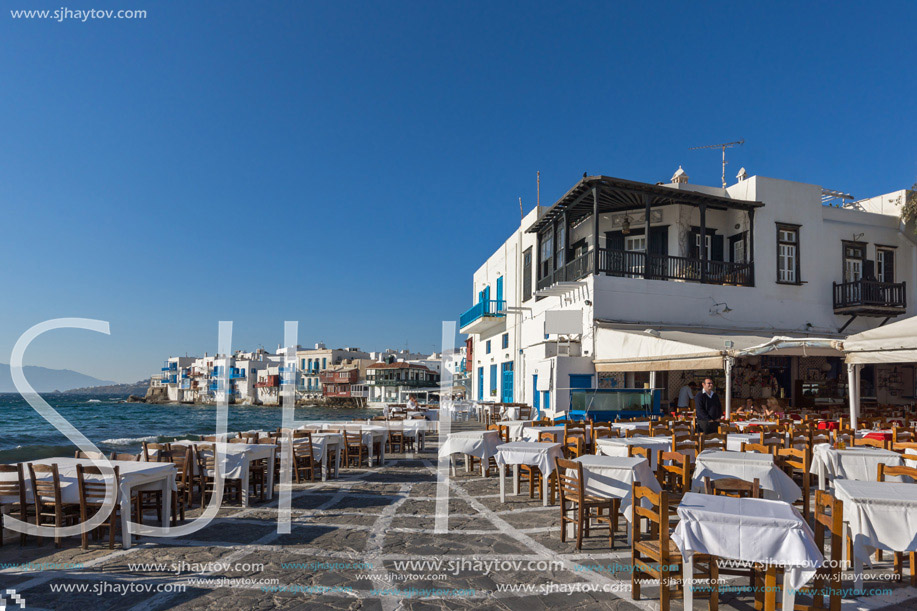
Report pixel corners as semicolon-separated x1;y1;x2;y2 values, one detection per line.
712;234;724;262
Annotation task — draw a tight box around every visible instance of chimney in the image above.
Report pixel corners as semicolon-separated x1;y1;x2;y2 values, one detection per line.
671;166;689;184
736;167;748;182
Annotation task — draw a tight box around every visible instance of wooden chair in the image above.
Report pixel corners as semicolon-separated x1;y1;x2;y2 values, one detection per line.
343;430;368;467
387;424;410;454
563;435;585;459
169;446;195;519
894;428;915;444
759;431;785;451
518;406;532;420
878;463;917;585
776;447;810;518
564;422;589;451
807;491;844;610
0;464;29;546
195;444;242;505
704;476;761;499
672;434;698;460
592;426;617;443
625;428;649;438
27;463;79;547
290;434;316;483
631;482;717;610
628;445;651;464
650;427;673;437
555;457;617;550
76;464;120;549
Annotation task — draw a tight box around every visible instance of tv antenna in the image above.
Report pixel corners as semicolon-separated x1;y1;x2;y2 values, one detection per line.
690;139;744;189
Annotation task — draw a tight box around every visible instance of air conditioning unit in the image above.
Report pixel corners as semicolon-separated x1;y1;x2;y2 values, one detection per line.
556;342;572;357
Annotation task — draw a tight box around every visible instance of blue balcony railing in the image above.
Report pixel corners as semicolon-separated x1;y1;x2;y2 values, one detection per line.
459;299;506;328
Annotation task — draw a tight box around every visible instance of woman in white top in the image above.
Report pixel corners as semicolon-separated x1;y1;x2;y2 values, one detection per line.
406;395;419;411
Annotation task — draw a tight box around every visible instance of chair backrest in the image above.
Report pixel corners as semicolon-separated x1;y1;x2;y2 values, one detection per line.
74;451;106;460
344;430;363;445
776;446;809;474
853;437;889;450
195;443;217;472
169;446;194;485
0;464;26;506
518;406;532;420
656;450;690;493
27;463;62;506
650;427;672;437
143;442;172;462
877;463;917;482
538;430;560;443
110;452;139;461
625;429;648;438
631;482;669;551
563;435;584;458
628;445;651;463
741;442;773;455
202;435;218;442
704;476;761;499
760;432;784;448
700;433;726;450
592;427;617;441
76;463;120;506
292;430;312;439
894;428;915;443
258;436;278;445
555;456;583;503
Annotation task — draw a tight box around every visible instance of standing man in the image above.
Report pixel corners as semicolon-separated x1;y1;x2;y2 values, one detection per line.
694;378;723;434
677;381;697;410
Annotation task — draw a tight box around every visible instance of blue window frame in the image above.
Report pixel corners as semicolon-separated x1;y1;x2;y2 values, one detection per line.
501;333;508;349
486;340;491;354
477;367;484;401
489;364;497;395
532;375;540;413
496;276;503;303
501;362;513;403
322;358;327;369
543;391;551;411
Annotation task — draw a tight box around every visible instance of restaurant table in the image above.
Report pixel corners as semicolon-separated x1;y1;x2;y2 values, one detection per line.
809;445;906;490
502;406;520;420
244;431;342;481
7;457;176;550
834;479;917;592
172;440;275;506
673;492;822;611
594;437;672;470
817;421;839;431
725;432;763;452
733;420;780;431
494;441;564;506
438;430;501;476
863;430;894;442
691;450;801;502
302;423;387;465
571;455;660;541
520;425;567;443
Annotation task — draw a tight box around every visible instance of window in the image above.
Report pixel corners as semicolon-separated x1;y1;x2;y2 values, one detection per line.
877;247;895;283
501;333;509;349
843;243;865;283
486;340;491;354
489;364;498;395
776;224;801;284
555;224;565;270
540;233;553;277
522;247;533;302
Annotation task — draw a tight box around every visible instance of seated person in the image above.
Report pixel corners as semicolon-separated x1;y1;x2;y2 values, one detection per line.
734;398;755;415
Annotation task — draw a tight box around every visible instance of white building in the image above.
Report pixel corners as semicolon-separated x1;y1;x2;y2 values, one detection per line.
461;170;917;416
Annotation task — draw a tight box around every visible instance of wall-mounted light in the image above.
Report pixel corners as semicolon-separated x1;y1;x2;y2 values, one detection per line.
622;216;631;235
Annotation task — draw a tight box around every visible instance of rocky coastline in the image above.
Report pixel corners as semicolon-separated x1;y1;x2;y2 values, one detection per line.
129;386;372;409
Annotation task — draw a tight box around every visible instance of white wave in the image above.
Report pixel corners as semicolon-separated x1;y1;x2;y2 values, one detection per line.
100;436;158;445
87;399;102;403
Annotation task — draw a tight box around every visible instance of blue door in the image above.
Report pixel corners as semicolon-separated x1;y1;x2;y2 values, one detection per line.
532;375;540;416
490;364;497;397
501;362;514;403
477;367;484;401
496;276;503;304
543;391;551;411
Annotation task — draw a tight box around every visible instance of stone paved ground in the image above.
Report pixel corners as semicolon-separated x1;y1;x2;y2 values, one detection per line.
2;436;917;611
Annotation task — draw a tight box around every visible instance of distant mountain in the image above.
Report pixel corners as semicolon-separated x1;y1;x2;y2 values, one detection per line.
62;380;150;396
0;363;117;393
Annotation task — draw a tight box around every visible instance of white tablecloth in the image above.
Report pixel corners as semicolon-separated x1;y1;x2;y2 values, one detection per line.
595;437;672;470
732;420;779;431
495;442;564;476
691;450;801;502
501;420;533;441
834;480;917;558
572;455;660;520
502;406;520;420
725;433;763;452
611;422;651;432
439;430;501;461
673;492;822;590
809;445;905;489
172;441;275;505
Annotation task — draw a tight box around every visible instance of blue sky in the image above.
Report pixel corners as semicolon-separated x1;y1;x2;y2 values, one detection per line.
2;1;915;382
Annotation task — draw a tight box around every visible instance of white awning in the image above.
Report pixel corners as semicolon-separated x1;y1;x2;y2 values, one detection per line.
842;316;917;364
593;325;843;372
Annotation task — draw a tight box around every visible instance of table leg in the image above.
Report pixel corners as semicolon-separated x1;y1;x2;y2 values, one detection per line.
450;455;456;478
781;570;795;611
241;467;251;507
464;455;471;473
818;463;826;491
120;490;132;550
542;471;549;506
379;436;385;466
683;553;694;610
266;448;276;500
320;445;328;482
334;447;341;478
513;465;520;496
764;566;777;611
161;477;172;529
500;466;506;503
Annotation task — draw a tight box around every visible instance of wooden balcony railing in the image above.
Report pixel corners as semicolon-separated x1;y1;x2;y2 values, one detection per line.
833;279;906;312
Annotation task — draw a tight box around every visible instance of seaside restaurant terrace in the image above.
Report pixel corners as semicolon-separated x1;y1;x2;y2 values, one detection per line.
527;175;764;292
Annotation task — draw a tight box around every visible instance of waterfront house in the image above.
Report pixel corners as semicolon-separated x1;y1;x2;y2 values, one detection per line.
461;169;917;416
366;361;441;405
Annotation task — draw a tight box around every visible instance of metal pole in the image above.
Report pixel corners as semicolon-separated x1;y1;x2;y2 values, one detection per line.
725;356;733;420
847;363;858;430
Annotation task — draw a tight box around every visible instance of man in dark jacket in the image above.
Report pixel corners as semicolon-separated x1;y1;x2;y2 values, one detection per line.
694;377;723;434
